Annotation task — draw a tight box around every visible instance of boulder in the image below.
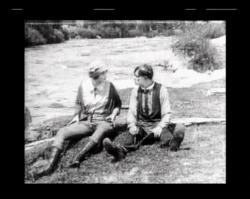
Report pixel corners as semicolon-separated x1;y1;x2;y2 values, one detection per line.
25;107;32;129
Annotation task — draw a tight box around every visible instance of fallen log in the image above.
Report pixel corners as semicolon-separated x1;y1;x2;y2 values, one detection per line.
206;88;225;96
25;117;225;161
172;117;225;126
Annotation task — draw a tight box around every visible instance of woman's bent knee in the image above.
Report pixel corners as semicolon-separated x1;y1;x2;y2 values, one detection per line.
52;127;69;149
55;127;68;139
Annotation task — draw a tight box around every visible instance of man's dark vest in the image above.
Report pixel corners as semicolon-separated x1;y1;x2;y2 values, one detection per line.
137;82;162;122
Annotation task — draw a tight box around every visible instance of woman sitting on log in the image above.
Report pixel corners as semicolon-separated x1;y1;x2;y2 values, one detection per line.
33;60;122;178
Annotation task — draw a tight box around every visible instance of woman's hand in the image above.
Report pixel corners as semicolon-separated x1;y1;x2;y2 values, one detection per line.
105;114;116;123
129;125;139;135
68;115;79;125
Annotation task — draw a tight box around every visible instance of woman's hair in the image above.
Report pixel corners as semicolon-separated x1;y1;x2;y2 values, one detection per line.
134;64;153;79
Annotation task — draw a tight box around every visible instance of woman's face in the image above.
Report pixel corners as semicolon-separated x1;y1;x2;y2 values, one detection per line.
91;72;107;86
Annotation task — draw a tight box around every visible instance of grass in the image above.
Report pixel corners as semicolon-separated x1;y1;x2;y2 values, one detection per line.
25;124;225;183
25;78;225;183
118;79;225;118
171;22;225;72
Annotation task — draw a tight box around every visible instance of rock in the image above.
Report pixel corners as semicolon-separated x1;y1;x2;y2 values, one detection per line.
25;107;32;129
48;102;66;108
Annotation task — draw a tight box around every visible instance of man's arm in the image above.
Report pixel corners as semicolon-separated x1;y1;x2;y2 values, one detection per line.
157;86;171;129
127;87;138;129
112;83;122;116
150;86;171;137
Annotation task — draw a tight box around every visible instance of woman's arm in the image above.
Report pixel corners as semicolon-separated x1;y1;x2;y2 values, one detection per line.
105;83;122;123
73;83;84;118
111;82;122;115
158;86;171;128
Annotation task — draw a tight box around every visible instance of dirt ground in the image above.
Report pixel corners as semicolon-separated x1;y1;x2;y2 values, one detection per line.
25;78;225;183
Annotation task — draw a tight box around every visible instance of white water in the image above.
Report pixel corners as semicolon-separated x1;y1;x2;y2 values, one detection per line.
25;36;225;125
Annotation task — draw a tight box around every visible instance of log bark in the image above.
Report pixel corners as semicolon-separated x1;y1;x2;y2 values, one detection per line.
172;117;225;126
206;88;225;96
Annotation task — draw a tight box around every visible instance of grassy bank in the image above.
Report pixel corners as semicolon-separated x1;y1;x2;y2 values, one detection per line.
26;123;225;183
25;78;225;183
25;78;225;143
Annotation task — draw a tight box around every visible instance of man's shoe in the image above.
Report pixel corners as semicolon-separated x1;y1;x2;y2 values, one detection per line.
103;138;126;161
169;137;182;151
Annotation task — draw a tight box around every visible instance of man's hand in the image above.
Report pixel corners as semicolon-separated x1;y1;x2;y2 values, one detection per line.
150;126;163;138
129;125;139;135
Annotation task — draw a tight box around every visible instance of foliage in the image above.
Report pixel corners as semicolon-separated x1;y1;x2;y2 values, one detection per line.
25;25;47;46
200;22;225;39
25;22;69;47
171;22;224;72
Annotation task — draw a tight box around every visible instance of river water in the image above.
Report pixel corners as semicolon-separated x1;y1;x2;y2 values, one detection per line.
25;36;225;125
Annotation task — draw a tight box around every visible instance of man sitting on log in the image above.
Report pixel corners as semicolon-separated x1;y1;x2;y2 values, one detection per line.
103;64;185;161
33;61;122;178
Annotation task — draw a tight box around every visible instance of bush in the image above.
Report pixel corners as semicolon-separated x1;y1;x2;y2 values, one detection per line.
52;29;65;43
33;24;55;43
61;28;70;40
145;30;159;38
182;22;225;39
65;26;79;39
127;29;143;37
96;26;121;38
201;23;225;39
25;23;69;46
160;29;176;37
172;26;220;72
43;28;65;43
78;28;98;38
25;26;47;46
191;40;219;72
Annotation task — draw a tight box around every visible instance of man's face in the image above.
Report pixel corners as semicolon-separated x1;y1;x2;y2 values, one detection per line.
134;70;147;86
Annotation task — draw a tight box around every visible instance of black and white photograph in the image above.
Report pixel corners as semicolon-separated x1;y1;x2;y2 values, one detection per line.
24;20;226;184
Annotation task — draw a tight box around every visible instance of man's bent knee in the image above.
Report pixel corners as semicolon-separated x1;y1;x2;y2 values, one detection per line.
169;123;185;151
173;123;185;139
159;127;173;147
